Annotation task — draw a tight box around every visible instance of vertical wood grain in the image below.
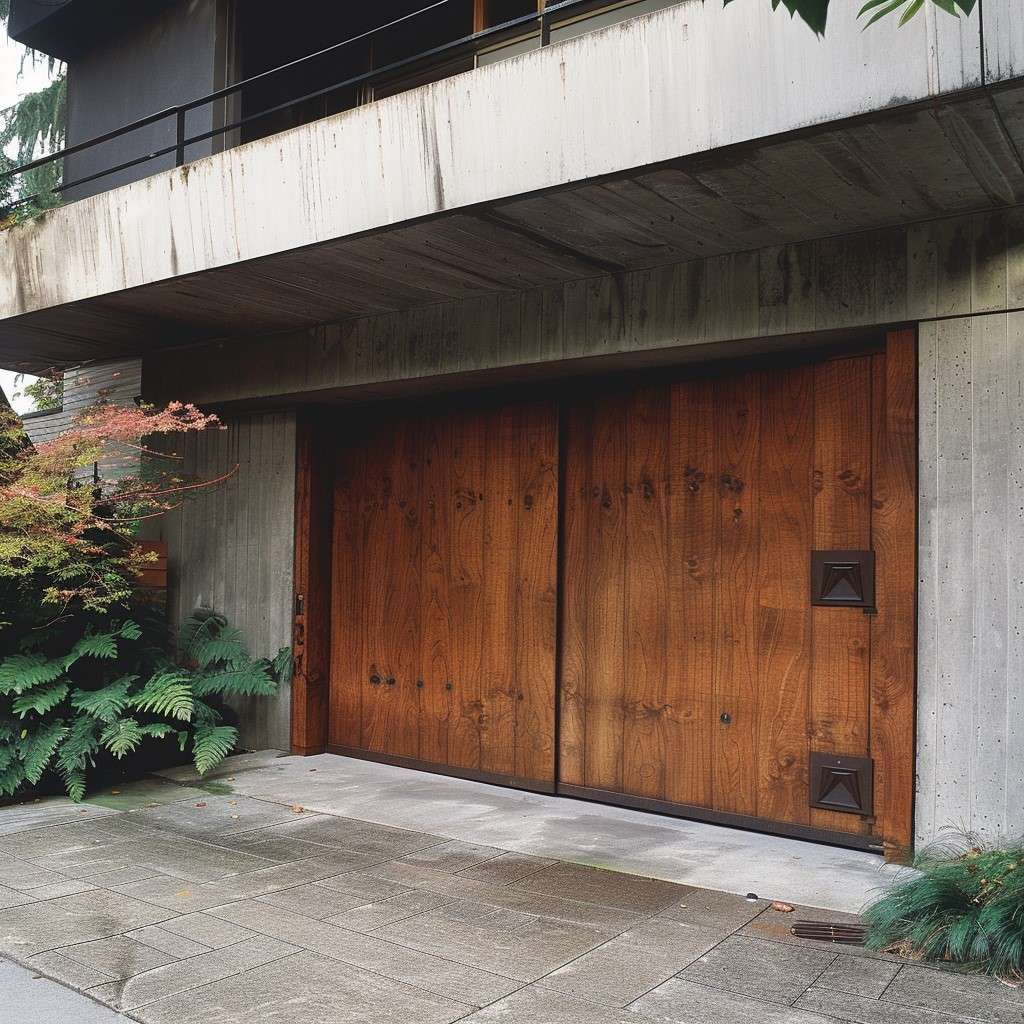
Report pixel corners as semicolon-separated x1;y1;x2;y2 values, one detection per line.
481;403;519;777
666;378;716;808
756;365;813;825
419;414;453;765
447;411;487;770
712;371;761;816
328;429;364;750
622;385;670;799
870;329;918;856
810;356;873;836
514;400;559;784
559;402;591;788
584;392;628;792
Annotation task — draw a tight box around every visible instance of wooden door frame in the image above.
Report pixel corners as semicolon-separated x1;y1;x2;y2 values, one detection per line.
290;330;917;856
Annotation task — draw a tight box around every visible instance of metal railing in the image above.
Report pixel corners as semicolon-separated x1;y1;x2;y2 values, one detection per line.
1;0;611;214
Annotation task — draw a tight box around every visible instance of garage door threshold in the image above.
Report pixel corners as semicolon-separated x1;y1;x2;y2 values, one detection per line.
159;751;899;914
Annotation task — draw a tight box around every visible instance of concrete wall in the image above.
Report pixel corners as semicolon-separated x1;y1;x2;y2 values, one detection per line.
146;207;1024;408
918;313;1024;846
152;411;296;752
64;0;222;200
143;207;1024;844
0;0;983;320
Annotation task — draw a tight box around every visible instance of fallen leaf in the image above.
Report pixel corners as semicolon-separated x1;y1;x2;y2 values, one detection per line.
771;901;795;913
195;802;207;808
230;815;240;820
110;789;121;795
291;805;305;814
228;801;237;806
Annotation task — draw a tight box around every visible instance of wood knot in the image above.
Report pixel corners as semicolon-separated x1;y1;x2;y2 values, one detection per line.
720;473;744;495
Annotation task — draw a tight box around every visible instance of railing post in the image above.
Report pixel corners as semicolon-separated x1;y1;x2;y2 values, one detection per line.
539;6;551;46
175;109;187;167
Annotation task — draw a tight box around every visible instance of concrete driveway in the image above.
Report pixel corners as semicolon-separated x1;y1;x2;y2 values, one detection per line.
0;753;1018;1023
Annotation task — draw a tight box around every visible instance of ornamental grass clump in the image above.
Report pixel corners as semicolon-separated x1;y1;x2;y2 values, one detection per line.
863;834;1024;982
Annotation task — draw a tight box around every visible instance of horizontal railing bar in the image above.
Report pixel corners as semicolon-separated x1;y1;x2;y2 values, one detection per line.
0;0;614;203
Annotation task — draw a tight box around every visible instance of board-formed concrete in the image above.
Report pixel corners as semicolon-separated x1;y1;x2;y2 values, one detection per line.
0;754;1019;1024
0;0;982;325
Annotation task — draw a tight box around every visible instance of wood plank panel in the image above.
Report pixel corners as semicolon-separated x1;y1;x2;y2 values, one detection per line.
756;366;813;824
514;400;559;784
712;371;762;816
558;402;591;788
328;430;364;750
361;419;421;758
810;356;873;836
480;403;519;778
419;414;454;765
665;379;716;808
583;392;629;792
870;329;917;856
622;385;670;799
447;411;487;770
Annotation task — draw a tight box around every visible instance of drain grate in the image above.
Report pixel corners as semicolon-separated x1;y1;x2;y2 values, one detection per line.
791;920;867;945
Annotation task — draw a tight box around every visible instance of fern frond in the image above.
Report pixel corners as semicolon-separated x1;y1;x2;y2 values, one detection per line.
272;647;294;686
66;629;120;665
192;664;276;699
12;680;69;718
191;699;223;727
99;718;144;759
130;671;194;721
139;723;174;739
178;611;227;661
0;761;26;797
192;724;237;775
61;767;87;802
56;715;101;775
0;653;64;695
193;627;249;668
70;675;136;723
20;720;68;784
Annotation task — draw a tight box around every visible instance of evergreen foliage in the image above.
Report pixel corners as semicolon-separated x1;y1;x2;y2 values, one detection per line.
864;834;1024;981
0;609;291;801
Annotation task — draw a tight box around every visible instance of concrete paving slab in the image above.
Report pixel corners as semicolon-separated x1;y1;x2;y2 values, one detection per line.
678;935;837;1005
458;986;650;1023
881;966;1024;1023
223;753;897;913
0;958;132;1023
254;881;370;919
55;934;176;980
815;955;902;998
208;900;524;1005
90;936;300;1011
797;986;960;1023
130;949;476;1024
0;889;173;957
539;939;700;1008
82;778;208;811
632;976;837;1024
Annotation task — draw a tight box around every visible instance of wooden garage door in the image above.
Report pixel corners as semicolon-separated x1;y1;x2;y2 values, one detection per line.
328;398;558;788
559;333;916;852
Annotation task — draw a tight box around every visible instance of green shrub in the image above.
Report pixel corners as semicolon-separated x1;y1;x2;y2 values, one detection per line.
864;834;1024;981
0;609;290;801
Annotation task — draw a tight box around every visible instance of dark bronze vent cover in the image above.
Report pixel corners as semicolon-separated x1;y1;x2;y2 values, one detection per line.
811;550;875;609
809;753;873;816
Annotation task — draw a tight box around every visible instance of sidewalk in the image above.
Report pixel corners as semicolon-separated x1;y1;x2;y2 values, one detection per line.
0;752;1017;1024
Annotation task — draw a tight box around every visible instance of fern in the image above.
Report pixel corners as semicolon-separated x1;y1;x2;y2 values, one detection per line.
20;720;68;784
272;647;294;687
192;664;276;699
0;761;26;798
70;675;135;723
56;715;101;776
99;718;144;759
0;653;64;695
61;767;86;803
130;670;194;721
12;681;69;718
192;724;237;775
